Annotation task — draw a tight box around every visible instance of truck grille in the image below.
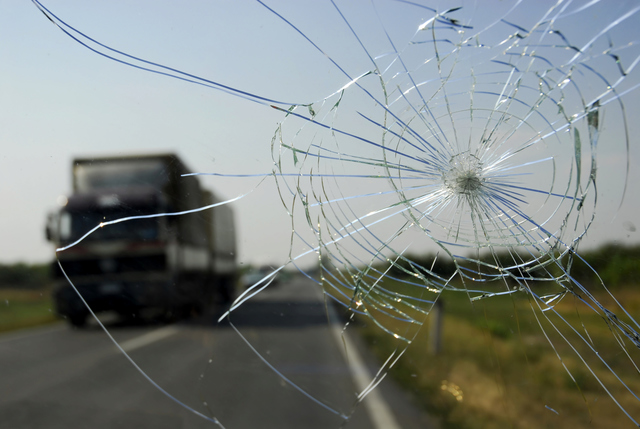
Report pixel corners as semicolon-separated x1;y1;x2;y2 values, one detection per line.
55;254;166;277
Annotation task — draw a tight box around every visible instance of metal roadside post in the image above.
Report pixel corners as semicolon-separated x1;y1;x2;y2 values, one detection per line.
428;299;443;356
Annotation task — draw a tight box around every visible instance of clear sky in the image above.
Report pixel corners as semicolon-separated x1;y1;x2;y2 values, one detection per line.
2;0;640;267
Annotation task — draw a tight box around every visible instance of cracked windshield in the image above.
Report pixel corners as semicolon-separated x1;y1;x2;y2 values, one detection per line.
2;1;640;428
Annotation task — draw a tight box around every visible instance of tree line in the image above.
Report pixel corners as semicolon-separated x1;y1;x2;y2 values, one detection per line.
380;243;640;288
0;263;51;289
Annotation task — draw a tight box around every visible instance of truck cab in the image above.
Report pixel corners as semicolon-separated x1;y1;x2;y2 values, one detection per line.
46;154;236;326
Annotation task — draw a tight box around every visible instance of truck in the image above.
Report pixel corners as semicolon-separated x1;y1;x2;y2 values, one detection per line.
45;153;237;327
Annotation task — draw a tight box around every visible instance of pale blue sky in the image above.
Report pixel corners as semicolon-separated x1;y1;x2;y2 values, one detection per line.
2;0;640;266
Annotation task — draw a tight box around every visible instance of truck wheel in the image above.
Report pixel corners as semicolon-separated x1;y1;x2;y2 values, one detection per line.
68;312;87;328
219;277;234;304
189;301;204;318
118;309;141;324
163;306;183;323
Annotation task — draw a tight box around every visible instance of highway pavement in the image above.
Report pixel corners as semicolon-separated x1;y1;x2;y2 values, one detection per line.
0;275;436;429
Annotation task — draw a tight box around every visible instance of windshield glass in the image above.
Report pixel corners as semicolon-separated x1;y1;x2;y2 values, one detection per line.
3;1;640;429
61;211;161;243
74;159;168;192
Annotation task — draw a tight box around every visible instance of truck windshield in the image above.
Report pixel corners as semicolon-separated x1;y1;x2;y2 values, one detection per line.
74;159;168;192
63;211;160;242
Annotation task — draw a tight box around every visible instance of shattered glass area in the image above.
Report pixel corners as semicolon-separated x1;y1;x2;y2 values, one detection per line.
264;2;640;423
32;0;640;427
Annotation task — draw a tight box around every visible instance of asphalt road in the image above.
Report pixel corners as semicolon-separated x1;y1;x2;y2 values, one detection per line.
0;275;436;429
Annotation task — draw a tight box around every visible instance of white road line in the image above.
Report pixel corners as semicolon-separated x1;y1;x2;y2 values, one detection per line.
325;302;402;429
118;325;179;353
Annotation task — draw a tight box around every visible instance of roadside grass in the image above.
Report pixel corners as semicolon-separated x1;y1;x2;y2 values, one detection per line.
354;279;640;429
0;288;58;333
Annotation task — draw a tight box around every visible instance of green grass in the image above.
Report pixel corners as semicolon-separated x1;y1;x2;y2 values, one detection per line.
355;280;640;429
0;288;58;333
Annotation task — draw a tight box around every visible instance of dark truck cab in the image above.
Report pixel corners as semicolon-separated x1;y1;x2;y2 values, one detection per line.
46;154;236;327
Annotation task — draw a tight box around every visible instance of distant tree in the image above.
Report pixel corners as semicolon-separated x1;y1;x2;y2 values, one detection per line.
571;243;640;287
0;263;50;289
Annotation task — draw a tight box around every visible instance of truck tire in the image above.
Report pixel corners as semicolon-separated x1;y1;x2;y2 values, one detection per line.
68;312;87;328
219;276;234;304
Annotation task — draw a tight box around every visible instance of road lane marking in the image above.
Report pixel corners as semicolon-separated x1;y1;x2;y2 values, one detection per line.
325;302;402;429
118;325;179;353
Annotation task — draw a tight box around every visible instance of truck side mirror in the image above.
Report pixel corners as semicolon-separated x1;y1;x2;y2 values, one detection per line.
45;213;54;242
45;211;61;243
